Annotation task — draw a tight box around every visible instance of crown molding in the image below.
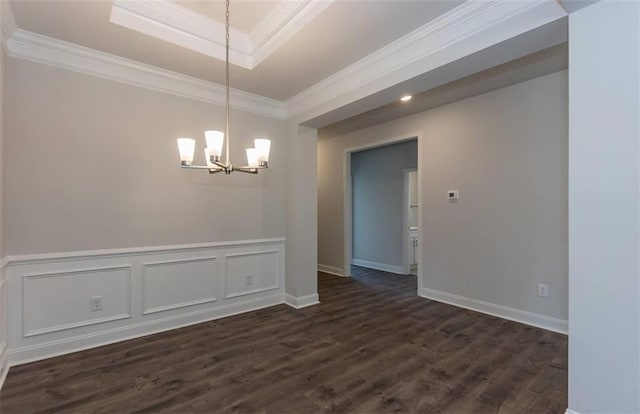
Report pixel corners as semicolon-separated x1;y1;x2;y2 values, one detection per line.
110;0;333;70
3;0;566;123
111;0;252;69
0;1;17;52
284;0;567;120
249;0;333;68
6;29;286;119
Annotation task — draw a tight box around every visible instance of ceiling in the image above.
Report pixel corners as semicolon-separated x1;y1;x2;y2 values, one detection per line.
8;0;464;101
174;1;278;32
319;42;568;138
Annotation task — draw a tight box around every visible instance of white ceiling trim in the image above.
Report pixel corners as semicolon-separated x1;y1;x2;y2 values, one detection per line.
6;30;287;119
110;0;333;70
285;0;568;120
248;0;333;67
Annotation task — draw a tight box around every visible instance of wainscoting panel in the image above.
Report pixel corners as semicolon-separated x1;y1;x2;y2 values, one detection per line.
225;251;280;299
142;257;218;315
0;271;8;391
23;266;131;337
5;238;286;366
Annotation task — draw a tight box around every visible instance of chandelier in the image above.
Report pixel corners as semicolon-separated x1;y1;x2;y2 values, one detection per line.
176;0;271;175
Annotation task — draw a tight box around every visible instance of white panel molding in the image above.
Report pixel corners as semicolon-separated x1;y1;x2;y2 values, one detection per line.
6;238;288;366
0;277;7;392
565;410;580;414
285;0;567;119
284;293;320;309
4;237;286;266
22;266;132;337
9;293;284;366
224;250;280;299
317;264;345;277
141;257;218;315
352;259;405;275
110;0;333;70
5;30;286;119
420;287;568;334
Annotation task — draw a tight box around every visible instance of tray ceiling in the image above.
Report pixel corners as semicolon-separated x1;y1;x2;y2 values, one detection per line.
8;0;463;100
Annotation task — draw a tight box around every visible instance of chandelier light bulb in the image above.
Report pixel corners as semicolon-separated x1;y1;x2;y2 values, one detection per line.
177;138;196;165
254;139;271;163
246;148;259;167
205;130;224;158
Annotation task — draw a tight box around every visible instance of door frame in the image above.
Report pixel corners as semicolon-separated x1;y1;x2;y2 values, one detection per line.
403;167;418;275
343;131;423;294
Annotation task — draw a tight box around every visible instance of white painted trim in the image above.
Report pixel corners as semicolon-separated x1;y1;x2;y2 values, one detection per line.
22;266;133;337
343;133;422;283
1;0;566;124
8;293;284;366
286;0;567;120
564;410;580;414
284;293;320;309
402;168;418;276
317;264;345;277
351;259;405;275
5;30;286;120
224;250;281;299
141;257;219;315
4;237;286;266
249;0;333;68
420;287;568;335
110;0;332;70
110;0;252;69
0;257;8;269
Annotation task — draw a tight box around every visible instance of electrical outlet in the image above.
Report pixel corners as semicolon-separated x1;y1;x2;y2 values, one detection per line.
538;284;549;298
90;296;103;311
245;275;253;286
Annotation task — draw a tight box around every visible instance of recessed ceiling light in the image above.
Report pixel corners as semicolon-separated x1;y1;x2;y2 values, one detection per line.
400;95;412;102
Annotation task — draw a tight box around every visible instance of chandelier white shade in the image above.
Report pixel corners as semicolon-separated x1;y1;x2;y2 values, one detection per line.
176;0;271;175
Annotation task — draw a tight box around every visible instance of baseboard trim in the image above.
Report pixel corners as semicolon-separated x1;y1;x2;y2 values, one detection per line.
8;293;284;366
420;287;568;335
352;259;404;275
284;293;320;309
317;264;346;277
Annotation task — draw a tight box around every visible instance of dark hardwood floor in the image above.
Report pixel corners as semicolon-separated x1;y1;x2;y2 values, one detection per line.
1;266;567;413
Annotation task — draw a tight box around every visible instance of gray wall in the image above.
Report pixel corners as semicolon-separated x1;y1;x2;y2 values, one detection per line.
0;8;7;383
568;1;640;412
318;70;568;323
4;58;287;255
351;140;417;268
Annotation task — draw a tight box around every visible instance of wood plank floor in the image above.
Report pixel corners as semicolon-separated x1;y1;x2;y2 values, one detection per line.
1;267;567;413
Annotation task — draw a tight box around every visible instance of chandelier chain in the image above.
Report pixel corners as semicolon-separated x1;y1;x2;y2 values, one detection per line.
225;0;230;165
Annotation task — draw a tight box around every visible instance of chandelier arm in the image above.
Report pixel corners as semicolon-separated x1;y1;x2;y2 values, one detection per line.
212;160;228;169
234;167;259;174
181;165;218;170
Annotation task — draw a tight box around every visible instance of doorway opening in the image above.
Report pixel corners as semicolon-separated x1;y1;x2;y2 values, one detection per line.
343;134;422;292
